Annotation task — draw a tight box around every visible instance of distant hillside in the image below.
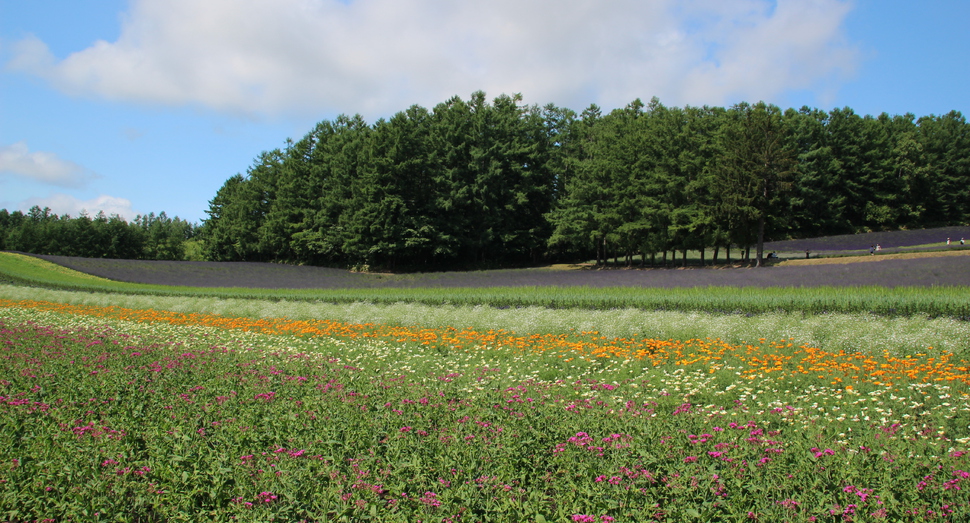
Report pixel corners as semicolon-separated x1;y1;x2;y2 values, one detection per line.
764;226;970;253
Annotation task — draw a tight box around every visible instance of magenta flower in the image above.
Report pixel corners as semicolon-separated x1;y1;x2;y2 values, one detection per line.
811;447;835;458
419;491;441;508
672;402;692;415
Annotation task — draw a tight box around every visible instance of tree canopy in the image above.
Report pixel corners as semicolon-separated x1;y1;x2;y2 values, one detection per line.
0;207;197;260
10;91;966;270
197;92;969;270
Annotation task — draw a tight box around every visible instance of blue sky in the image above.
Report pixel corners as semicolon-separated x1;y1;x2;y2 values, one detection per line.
1;0;968;224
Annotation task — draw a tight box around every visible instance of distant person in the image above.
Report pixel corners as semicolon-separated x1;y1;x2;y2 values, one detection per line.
876;244;881;251
947;238;951;246
962;238;966;245
870;245;875;255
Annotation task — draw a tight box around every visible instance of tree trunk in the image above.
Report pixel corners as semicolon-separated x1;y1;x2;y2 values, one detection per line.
713;245;719;265
755;215;766;268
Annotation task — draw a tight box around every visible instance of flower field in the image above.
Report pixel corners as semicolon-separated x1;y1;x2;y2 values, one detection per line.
2;297;969;522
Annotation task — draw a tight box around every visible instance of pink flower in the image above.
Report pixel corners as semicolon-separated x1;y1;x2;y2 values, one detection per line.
254;392;275;402
811;447;835;458
419;491;441;508
672;402;692;415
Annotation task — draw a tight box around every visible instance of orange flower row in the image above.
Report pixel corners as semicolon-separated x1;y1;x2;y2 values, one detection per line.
2;298;968;386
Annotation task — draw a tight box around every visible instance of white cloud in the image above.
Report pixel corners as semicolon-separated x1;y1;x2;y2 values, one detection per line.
6;0;860;117
17;193;139;221
0;141;97;188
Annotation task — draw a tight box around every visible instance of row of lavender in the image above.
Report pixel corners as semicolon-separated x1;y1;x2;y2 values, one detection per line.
30;250;970;289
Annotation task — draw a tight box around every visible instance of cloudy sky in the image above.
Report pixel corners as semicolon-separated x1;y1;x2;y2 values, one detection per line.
1;0;967;223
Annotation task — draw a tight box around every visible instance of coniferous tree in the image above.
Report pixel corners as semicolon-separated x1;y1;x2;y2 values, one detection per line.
546;103;604;262
194;92;968;270
917;111;970;225
714;102;797;267
786;107;851;237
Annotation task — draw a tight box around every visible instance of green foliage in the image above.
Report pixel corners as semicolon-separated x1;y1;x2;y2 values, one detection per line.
0;206;197;261
713;102;800;267
3;96;968;270
196;92;970;271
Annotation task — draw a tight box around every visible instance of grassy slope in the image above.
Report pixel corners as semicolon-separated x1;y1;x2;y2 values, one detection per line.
778;249;970;265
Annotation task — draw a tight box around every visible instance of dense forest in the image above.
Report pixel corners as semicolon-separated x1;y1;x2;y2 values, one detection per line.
198;92;970;270
0;207;198;261
3;92;968;270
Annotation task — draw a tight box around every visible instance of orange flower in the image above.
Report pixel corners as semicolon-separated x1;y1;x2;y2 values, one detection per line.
3;298;969;386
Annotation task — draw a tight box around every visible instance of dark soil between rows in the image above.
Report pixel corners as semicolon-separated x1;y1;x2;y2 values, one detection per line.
28;253;970;289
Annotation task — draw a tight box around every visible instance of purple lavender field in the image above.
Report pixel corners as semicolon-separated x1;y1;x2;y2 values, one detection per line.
763;225;970;253
33;252;970;289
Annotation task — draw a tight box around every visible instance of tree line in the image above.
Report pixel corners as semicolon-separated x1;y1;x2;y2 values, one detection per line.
0;207;198;260
199;92;969;270
5;92;966;269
